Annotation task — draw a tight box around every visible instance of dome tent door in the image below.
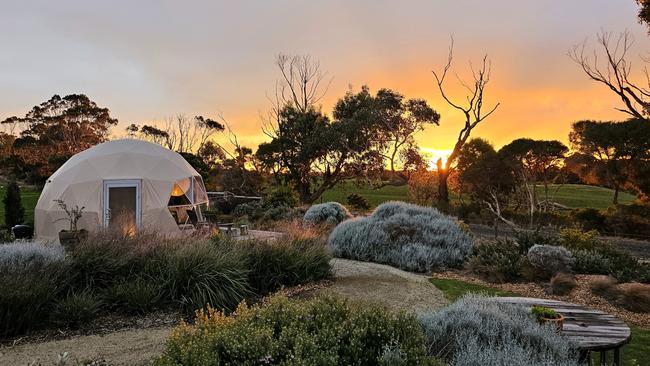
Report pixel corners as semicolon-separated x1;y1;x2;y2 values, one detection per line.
103;179;142;235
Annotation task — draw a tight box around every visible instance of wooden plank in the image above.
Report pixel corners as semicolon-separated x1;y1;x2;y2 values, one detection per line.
494;297;631;351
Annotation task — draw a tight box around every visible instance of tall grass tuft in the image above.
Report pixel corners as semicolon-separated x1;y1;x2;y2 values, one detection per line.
328;201;472;272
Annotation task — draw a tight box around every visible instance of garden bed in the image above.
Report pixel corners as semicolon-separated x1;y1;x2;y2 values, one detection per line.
433;270;650;327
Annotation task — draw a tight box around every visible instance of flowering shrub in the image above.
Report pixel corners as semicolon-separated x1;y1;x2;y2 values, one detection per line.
329;201;472;272
303;201;352;226
527;244;575;278
156;294;434;365
419;294;579;366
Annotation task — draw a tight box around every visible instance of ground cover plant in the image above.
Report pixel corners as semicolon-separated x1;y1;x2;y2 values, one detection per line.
0;231;331;338
328;201;473;272
303;201;352;226
156;294;438;366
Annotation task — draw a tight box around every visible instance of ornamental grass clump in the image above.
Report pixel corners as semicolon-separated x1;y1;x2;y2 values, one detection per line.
156;294;434;366
328;201;472;272
418;294;579;366
303;201;352;226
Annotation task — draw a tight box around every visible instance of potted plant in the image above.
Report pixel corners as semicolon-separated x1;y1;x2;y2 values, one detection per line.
54;199;87;249
531;305;564;331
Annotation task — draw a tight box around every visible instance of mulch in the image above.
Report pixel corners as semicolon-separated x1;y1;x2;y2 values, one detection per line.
433;271;650;328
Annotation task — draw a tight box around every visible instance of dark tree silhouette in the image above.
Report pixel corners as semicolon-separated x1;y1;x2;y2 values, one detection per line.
3;181;25;228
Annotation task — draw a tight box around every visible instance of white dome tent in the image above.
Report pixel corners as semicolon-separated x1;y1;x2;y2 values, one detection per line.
35;139;209;241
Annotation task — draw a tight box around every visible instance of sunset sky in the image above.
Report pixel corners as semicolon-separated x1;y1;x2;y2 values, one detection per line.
1;0;649;160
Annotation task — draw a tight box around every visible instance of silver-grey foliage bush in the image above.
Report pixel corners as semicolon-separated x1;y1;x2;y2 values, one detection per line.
419;294;579;366
0;241;65;272
527;244;575;275
328;201;472;272
303;201;352;226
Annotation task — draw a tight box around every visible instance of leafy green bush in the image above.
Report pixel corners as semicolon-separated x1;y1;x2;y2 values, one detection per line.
53;290;103;327
513;230;557;253
570;208;606;232
303;201;352;226
329;202;473;272
156;295;434;366
3;181;25;229
347;193;370;211
264;185;298;208
468;239;522;283
214;234;331;295
419;294;579;366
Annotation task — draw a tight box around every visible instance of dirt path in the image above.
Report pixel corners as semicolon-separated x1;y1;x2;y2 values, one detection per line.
321;258;448;314
0;327;171;366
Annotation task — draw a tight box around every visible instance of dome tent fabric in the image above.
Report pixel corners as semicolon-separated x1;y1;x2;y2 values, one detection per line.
35;139;208;241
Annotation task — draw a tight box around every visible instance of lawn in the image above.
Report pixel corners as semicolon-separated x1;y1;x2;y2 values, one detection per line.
322;182;634;210
0;184;40;226
429;277;649;365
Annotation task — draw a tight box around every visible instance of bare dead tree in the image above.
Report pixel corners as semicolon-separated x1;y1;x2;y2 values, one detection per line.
431;38;501;208
262;54;333;138
569;30;650;119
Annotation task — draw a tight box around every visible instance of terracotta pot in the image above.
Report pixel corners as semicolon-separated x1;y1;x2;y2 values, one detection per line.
59;229;88;250
538;313;565;332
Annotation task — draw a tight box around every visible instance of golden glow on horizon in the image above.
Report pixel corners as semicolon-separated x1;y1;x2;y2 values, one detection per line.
421;148;452;170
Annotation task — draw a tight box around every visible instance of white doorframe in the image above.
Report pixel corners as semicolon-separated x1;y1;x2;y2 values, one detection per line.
103;179;142;229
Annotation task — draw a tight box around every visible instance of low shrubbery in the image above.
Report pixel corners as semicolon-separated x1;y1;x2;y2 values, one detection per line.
419;294;579;366
346;193;370;211
329;202;473;272
0;231;332;338
156;295;436;366
468;239;522;283
303;201;352;226
526;244;575;279
572;203;650;238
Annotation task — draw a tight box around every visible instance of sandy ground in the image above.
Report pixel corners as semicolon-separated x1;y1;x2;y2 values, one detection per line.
0;327;171;365
0;259;446;365
322;258;448;314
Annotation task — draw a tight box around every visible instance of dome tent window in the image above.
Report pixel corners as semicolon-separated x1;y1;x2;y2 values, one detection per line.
34;139;210;241
167;175;209;227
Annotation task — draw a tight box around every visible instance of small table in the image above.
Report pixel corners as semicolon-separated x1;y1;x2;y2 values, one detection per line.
496;297;631;366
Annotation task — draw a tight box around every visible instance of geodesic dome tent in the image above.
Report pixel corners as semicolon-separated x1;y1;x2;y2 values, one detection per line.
35;139;209;241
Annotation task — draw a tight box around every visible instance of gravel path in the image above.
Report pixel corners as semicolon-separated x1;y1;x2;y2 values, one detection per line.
0;327;171;365
321;258;448;314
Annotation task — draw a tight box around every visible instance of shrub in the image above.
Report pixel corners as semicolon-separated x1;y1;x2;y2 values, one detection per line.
264;185;298;208
570;208;606;232
0;242;65;272
418;294;579;366
559;228;602;251
303;201;352;226
618;283;650;313
215;234;331;295
329;201;473;272
232;201;263;219
106;276;163;314
514;230;557;254
347;193;370;211
261;205;296;222
52;290;103;327
156;295;433;366
3;181;25;229
572;249;612;275
468;239;522;283
527;245;575;278
549;273;577;296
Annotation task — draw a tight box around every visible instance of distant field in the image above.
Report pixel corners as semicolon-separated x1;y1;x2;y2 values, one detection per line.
0;184;40;226
322;182;635;210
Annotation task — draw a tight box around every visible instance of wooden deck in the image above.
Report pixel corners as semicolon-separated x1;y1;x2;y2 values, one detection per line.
495;297;631;351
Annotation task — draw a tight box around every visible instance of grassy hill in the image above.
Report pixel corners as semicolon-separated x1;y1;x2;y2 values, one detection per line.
321;182;635;210
0;184;40;226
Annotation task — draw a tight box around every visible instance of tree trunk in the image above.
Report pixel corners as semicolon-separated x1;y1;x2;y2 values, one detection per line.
613;184;620;205
436;159;450;210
